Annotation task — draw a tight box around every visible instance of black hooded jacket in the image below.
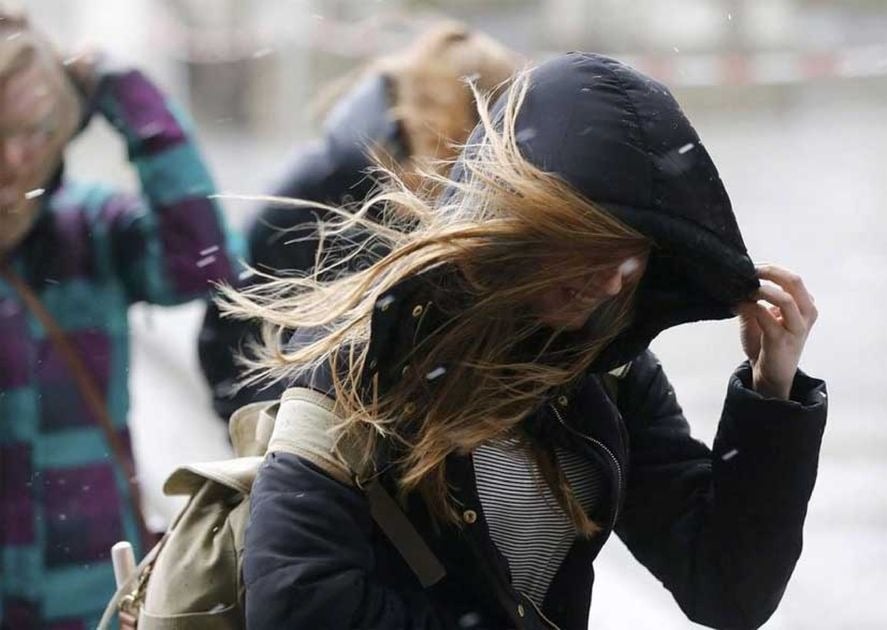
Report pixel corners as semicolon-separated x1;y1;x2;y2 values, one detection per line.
243;53;827;629
198;73;406;419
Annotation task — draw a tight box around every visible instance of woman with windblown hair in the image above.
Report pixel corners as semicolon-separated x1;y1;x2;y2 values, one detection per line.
227;53;826;630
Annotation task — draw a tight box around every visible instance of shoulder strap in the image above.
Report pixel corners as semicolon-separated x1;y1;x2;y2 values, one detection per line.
271;387;446;588
0;263;151;549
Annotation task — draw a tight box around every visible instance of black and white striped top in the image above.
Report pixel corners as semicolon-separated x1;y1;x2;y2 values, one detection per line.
473;437;602;607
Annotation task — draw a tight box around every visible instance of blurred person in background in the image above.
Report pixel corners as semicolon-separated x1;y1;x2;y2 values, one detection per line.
227;53;826;629
198;21;519;421
0;10;236;628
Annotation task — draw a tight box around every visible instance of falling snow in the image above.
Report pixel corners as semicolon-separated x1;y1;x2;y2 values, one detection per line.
137;121;165;138
721;449;739;461
426;366;447;381
515;127;537;142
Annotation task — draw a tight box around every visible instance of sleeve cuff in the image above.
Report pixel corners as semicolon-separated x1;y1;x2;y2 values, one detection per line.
731;362;827;410
720;362;827;455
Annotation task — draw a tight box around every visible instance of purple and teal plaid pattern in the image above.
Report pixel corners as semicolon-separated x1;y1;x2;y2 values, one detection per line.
0;69;236;628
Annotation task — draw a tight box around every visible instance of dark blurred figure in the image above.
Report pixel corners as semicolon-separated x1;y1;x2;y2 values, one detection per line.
198;21;519;420
0;11;236;628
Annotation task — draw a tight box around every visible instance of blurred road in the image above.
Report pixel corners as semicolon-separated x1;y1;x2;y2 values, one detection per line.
108;77;887;628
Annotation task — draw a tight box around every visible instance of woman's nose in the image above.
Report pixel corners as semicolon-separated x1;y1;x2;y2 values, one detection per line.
598;269;624;296
1;138;27;172
596;255;645;297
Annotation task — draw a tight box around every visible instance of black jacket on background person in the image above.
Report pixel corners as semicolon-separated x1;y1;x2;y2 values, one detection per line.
242;53;828;629
198;73;404;419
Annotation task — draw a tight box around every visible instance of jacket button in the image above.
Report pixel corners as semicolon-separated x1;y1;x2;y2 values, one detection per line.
377;295;395;311
517;603;525;617
462;509;477;524
412;304;424;317
557;395;568;407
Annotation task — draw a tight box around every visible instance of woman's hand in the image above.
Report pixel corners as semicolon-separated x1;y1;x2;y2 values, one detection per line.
62;47;102;103
119;610;138;630
735;264;818;400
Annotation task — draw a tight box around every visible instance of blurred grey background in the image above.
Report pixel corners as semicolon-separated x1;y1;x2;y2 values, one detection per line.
21;0;887;627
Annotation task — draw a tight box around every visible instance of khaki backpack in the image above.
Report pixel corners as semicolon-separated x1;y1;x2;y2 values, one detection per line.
98;387;445;629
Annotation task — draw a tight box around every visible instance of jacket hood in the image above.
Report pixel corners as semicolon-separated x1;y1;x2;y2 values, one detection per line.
322;72;408;173
449;52;759;369
262;72;407;216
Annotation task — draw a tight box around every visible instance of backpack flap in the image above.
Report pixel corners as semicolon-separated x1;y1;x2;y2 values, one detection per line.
163;457;264;497
141;479;249;629
228;400;279;457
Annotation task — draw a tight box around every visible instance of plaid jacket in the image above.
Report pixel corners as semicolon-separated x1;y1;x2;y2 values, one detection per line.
0;69;235;628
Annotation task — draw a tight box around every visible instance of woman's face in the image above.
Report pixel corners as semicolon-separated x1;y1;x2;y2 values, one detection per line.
0;46;79;252
533;255;648;331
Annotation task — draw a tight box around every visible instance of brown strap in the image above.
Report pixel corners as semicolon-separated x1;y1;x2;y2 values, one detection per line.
0;263;151;549
363;479;446;588
273;388;447;588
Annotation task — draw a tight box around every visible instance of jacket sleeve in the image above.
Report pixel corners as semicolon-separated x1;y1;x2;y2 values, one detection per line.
198;140;380;417
614;350;827;630
244;451;448;629
197;292;287;421
196;145;331;418
93;68;238;305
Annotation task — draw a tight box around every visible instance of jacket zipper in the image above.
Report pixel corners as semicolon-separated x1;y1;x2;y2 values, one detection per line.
518;590;562;629
548;403;623;531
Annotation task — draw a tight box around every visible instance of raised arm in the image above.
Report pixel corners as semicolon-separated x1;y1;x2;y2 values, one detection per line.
616;266;825;629
615;347;826;629
74;58;237;304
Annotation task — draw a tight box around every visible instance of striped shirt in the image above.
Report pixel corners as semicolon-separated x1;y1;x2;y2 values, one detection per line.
473;437;602;607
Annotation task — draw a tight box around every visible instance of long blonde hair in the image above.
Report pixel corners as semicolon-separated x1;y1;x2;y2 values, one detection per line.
220;71;650;535
315;20;519;188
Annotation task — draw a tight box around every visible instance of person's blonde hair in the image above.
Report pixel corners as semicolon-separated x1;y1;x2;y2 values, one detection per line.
316;20;519;189
0;15;80;159
220;71;650;536
380;21;519;170
0;12;37;84
0;11;81;253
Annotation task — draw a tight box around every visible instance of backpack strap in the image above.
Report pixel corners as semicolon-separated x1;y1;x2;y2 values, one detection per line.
270;387;447;588
362;479;447;588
